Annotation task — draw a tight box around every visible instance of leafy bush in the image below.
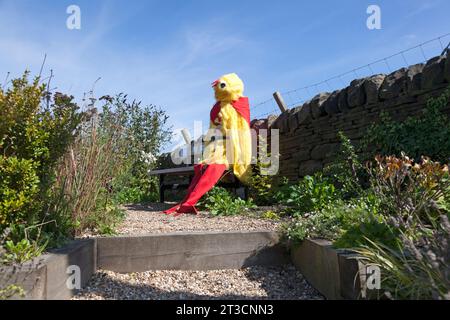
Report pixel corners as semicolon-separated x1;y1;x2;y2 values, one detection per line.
99;94;171;204
248;165;275;206
362;86;450;163
1;239;47;265
198;187;255;216
0;73;82;243
276;173;339;216
324;131;365;198
284;196;381;243
0;157;39;227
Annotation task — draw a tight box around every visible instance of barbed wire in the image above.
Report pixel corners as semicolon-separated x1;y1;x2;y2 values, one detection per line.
252;32;450;119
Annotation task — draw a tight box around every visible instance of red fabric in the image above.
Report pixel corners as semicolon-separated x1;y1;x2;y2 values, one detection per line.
210;97;250;126
163;164;227;216
210;101;221;125
232;97;250;125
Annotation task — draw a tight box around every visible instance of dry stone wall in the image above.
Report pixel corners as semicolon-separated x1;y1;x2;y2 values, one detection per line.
252;51;450;182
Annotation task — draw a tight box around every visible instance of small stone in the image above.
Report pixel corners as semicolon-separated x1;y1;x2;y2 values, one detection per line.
73;265;324;300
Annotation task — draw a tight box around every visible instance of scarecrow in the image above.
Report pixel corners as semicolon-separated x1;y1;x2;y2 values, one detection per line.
164;73;252;215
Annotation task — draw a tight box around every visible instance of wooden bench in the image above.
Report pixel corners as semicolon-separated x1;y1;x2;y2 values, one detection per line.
148;165;247;203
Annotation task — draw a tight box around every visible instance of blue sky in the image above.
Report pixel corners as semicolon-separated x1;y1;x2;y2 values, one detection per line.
1;0;449;151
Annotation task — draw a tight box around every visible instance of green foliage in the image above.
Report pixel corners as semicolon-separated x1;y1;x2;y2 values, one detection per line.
198;187;255;216
324;131;365;198
0;72;82;243
99;94;171;204
354;215;450;300
51;94;170;236
285;196;380;243
334;219;400;249
248;167;275;206
85;205;126;236
247;151;281;206
261;210;281;220
0;157;39;227
0;284;25;300
362;86;450;163
276;173;339;216
0;72;171;254
1;239;47;264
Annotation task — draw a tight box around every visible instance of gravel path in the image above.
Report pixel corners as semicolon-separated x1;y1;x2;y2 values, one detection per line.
73;265;323;300
115;203;283;235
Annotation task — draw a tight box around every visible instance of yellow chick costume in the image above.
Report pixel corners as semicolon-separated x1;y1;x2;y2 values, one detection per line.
164;73;252;215
203;73;252;183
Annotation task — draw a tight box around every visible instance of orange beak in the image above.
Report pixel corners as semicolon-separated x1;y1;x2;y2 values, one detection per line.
211;80;219;87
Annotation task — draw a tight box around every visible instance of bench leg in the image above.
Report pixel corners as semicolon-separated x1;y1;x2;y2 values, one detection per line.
159;174;165;203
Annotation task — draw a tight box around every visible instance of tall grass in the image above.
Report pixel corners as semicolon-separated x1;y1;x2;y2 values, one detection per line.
51;110;127;236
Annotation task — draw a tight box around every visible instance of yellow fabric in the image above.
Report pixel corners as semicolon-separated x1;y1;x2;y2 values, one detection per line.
202;73;252;184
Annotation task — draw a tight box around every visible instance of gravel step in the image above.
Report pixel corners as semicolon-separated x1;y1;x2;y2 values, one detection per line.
113;203;283;236
73;265;324;300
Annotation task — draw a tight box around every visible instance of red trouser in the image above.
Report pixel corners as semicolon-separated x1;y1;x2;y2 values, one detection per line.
163;163;227;215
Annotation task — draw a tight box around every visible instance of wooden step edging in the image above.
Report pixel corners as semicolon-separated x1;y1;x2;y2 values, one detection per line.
1;232;374;300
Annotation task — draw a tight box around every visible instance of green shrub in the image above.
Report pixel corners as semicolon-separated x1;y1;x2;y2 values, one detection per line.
362;86;450;163
99;94;171;204
247;149;281;206
276;173;339;216
284;196;380;243
1;238;47;264
0;72;82;242
0;157;39;227
198;187;255;216
248;165;275;206
324;131;365;198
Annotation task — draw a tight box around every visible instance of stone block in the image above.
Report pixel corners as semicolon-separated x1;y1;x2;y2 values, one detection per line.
298;160;323;176
406;63;424;94
379;68;407;100
347;78;366;107
311;143;340;160
297;102;312;125
323;90;341;115
445;49;450;82
364;74;385;104
422;55;446;90
337;88;349;113
310;93;330;119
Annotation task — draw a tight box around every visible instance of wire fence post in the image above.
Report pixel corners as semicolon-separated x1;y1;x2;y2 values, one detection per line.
181;129;192;144
273;91;288;113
